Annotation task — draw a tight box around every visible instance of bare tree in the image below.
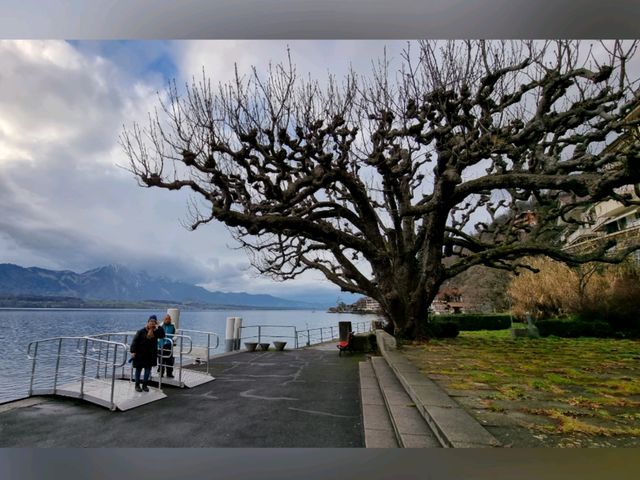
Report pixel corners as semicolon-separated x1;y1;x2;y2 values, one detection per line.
121;40;640;338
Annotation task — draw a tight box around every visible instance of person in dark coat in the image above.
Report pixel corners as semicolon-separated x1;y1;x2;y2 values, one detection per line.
130;315;165;392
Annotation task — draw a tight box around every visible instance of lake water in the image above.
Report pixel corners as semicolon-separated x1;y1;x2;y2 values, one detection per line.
0;308;380;404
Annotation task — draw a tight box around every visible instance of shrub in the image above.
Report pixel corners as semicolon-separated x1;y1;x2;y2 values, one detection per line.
367;333;378;352
507;257;640;337
438;322;461;338
507;257;578;320
431;313;512;331
350;333;380;352
422;321;460;339
351;334;369;352
536;319;614;338
578;265;640;335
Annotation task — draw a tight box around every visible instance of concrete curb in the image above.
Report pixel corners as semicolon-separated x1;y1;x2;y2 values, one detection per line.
375;330;501;448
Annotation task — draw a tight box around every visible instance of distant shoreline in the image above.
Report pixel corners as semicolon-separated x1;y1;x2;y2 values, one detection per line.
0;295;322;311
0;306;317;312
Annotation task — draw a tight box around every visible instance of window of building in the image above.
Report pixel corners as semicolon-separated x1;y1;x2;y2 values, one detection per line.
619;217;628;230
606;223;619;234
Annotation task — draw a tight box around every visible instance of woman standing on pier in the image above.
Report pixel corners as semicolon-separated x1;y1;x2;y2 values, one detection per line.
130;315;165;392
159;314;176;378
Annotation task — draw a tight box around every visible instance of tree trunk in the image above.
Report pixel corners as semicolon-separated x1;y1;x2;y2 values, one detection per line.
380;276;439;339
392;302;431;339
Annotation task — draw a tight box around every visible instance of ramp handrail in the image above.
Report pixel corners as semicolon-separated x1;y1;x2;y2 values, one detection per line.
177;329;220;350
87;331;196;386
89;331;194;386
86;331;137;379
159;334;193;385
88;331;193;353
27;336;129;410
171;333;194;355
156;337;173;389
175;329;218;375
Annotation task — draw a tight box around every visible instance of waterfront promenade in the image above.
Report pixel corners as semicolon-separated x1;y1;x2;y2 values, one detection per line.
0;344;364;447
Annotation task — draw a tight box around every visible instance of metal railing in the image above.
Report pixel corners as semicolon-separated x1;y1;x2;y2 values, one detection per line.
90;331;194;387
295;320;372;347
238;320;374;350
239;325;299;349
27;336;129;410
161;334;193;384
80;331;136;380
564;224;640;253
176;329;220;375
89;329;220;384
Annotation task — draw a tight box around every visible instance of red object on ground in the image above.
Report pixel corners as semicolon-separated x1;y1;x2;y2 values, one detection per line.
337;332;354;356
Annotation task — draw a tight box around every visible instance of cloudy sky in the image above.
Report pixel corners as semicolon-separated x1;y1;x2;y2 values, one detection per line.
0;40;410;304
2;40;638;305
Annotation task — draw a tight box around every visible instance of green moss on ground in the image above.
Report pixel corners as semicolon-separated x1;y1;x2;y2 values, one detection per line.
402;331;640;445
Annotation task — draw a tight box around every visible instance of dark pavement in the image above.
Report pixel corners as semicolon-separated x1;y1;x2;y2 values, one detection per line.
0;346;365;447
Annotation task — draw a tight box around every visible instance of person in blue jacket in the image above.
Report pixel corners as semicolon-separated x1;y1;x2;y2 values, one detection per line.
130;315;165;392
159;314;176;378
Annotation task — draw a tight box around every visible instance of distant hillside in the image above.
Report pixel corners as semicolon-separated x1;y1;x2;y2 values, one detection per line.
0;263;318;309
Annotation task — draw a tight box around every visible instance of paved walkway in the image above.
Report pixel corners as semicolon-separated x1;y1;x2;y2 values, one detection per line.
0;346;365;447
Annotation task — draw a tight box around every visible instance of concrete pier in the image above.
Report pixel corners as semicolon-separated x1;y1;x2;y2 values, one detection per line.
1;334;501;448
0;345;364;447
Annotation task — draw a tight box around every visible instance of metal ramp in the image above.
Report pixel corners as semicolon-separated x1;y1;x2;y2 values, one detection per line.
26;336;167;411
114;330;218;389
26;329;221;411
164;369;215;388
115;364;215;389
90;330;217;389
31;378;166;411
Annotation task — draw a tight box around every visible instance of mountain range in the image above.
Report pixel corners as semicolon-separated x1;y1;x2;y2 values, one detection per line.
0;263;321;309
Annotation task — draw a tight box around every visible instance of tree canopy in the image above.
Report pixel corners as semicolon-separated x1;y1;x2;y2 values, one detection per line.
122;40;640;337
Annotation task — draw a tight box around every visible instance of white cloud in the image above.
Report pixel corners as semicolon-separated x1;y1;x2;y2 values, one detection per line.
0;41;247;285
0;41;112;161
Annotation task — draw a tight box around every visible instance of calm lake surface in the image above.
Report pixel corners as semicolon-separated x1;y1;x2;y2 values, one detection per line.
0;308;379;404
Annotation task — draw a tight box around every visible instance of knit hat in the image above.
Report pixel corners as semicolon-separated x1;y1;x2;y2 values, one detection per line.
148;314;158;321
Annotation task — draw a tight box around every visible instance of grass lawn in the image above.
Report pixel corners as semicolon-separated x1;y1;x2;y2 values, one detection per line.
401;328;640;447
